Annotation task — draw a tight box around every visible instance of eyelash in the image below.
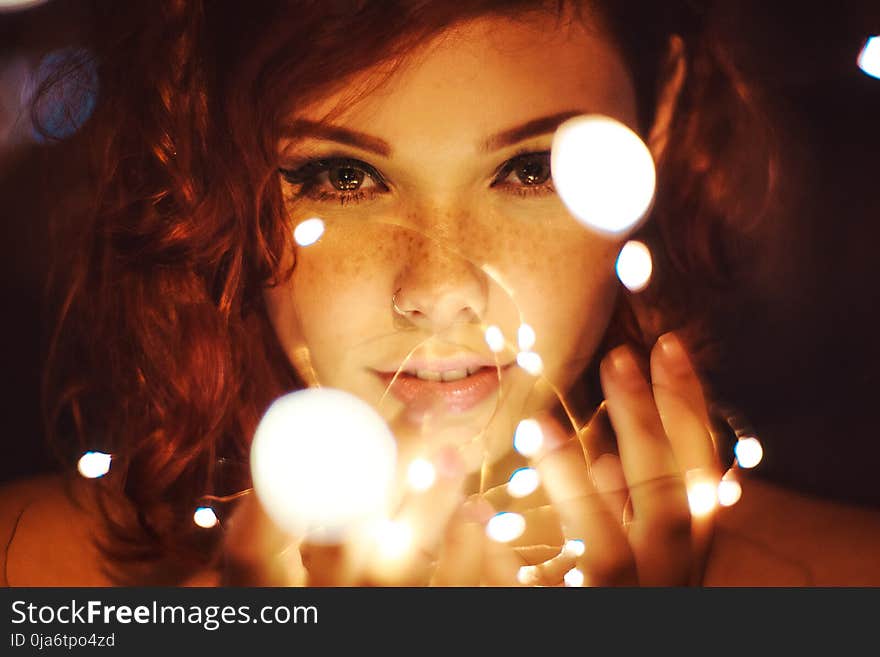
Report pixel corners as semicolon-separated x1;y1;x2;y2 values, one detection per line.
277;151;554;206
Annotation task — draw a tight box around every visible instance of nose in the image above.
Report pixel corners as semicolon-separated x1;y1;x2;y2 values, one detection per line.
392;236;488;332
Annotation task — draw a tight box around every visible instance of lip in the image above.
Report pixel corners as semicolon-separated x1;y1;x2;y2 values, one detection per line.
374;360;512;416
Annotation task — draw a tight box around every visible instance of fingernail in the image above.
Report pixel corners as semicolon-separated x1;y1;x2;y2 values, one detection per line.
606;346;642;389
657;332;690;376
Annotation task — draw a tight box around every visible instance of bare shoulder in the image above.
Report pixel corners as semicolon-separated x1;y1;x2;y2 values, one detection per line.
0;473;113;586
705;476;880;586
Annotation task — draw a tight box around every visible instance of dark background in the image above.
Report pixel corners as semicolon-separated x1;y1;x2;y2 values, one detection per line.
1;1;879;506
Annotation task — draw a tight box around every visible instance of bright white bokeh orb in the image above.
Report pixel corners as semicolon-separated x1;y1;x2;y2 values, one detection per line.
516;351;544;376
858;36;880;79
563;567;585;587
507;467;540;498
486;512;526;543
616;240;653;292
687;478;718;517
251;388;397;544
551;114;656;236
563;539;586;558
484;325;505;353
517;323;536;351
513;418;544;457
717;474;743;507
77;451;111;479
193;506;219;529
734;436;763;469
294;217;325;247
406;457;436;492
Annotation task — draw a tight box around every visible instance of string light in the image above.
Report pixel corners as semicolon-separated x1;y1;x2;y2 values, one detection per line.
77;451;112;479
406;458;436;492
486;512;526;543
686;470;718;517
507;467;540;498
516;351;544;376
562;539;586;558
615;240;653;292
551;114;656;236
858;36;880;79
373;519;413;561
294;217;325;247
734;436;763;469
513;419;544;457
517;565;540;585
717;470;743;507
517;323;536;351
563;567;585;587
250;388;397;543
193;506;219;529
484;325;506;353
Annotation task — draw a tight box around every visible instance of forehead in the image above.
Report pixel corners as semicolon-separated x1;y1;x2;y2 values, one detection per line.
291;12;638;147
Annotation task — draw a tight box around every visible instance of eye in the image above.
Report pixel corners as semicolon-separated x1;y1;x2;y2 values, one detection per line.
491;151;554;197
278;157;388;205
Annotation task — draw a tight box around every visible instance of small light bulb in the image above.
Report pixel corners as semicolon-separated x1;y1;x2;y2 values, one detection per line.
507;467;540;498
616;240;653;292
563;567;585;587
517;565;539;585
486;512;526;543
517;323;536;351
734;436;763;469
551;114;656;235
374;519;413;561
484;325;506;353
717;473;742;507
77;451;112;479
858;36;880;79
516;351;544;376
562;539;586;558
193;506;218;529
406;458;436;492
687;478;718;517
294;217;325;247
513;419;544;457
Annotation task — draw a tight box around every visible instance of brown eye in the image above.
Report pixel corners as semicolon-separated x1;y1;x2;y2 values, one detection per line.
515;155;551;185
329;166;365;191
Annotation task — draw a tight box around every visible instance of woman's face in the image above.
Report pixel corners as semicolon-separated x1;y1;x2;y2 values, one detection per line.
265;11;639;469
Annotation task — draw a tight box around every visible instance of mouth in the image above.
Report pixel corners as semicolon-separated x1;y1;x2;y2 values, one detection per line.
373;358;513;416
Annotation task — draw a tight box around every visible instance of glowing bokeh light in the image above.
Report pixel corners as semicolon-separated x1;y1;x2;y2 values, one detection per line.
687;477;718;517
484;325;505;353
513;418;544;457
563;567;585;587
373;519;413;561
77;451;111;479
486;512;526;543
507;467;540;498
517;323;536;351
193;506;219;529
858;36;880;79
615;240;653;292
516;351;544;376
717;470;743;507
294;217;325;247
406;457;436;492
551;114;656;236
734;436;763;469
562;539;586;558
517;565;539;585
250;388;397;543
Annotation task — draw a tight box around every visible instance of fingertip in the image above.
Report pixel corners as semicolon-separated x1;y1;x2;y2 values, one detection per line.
654;332;692;377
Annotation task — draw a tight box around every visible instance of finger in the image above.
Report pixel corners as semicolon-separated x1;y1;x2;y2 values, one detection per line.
222;492;307;586
368;447;466;585
430;498;494;586
532;415;636;585
578;407;628;522
650;332;721;582
600;346;692;585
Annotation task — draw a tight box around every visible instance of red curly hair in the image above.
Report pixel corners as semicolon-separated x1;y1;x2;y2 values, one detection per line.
36;0;777;584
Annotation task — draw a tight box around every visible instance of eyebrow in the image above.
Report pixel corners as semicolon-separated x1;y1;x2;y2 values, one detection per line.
281;109;586;158
481;110;586;152
281;119;392;157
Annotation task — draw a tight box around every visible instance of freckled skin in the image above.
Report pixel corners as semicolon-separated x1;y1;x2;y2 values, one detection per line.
264;12;639;467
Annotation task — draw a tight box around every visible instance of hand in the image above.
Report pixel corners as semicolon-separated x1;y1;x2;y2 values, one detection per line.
527;332;719;586
220;446;521;586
